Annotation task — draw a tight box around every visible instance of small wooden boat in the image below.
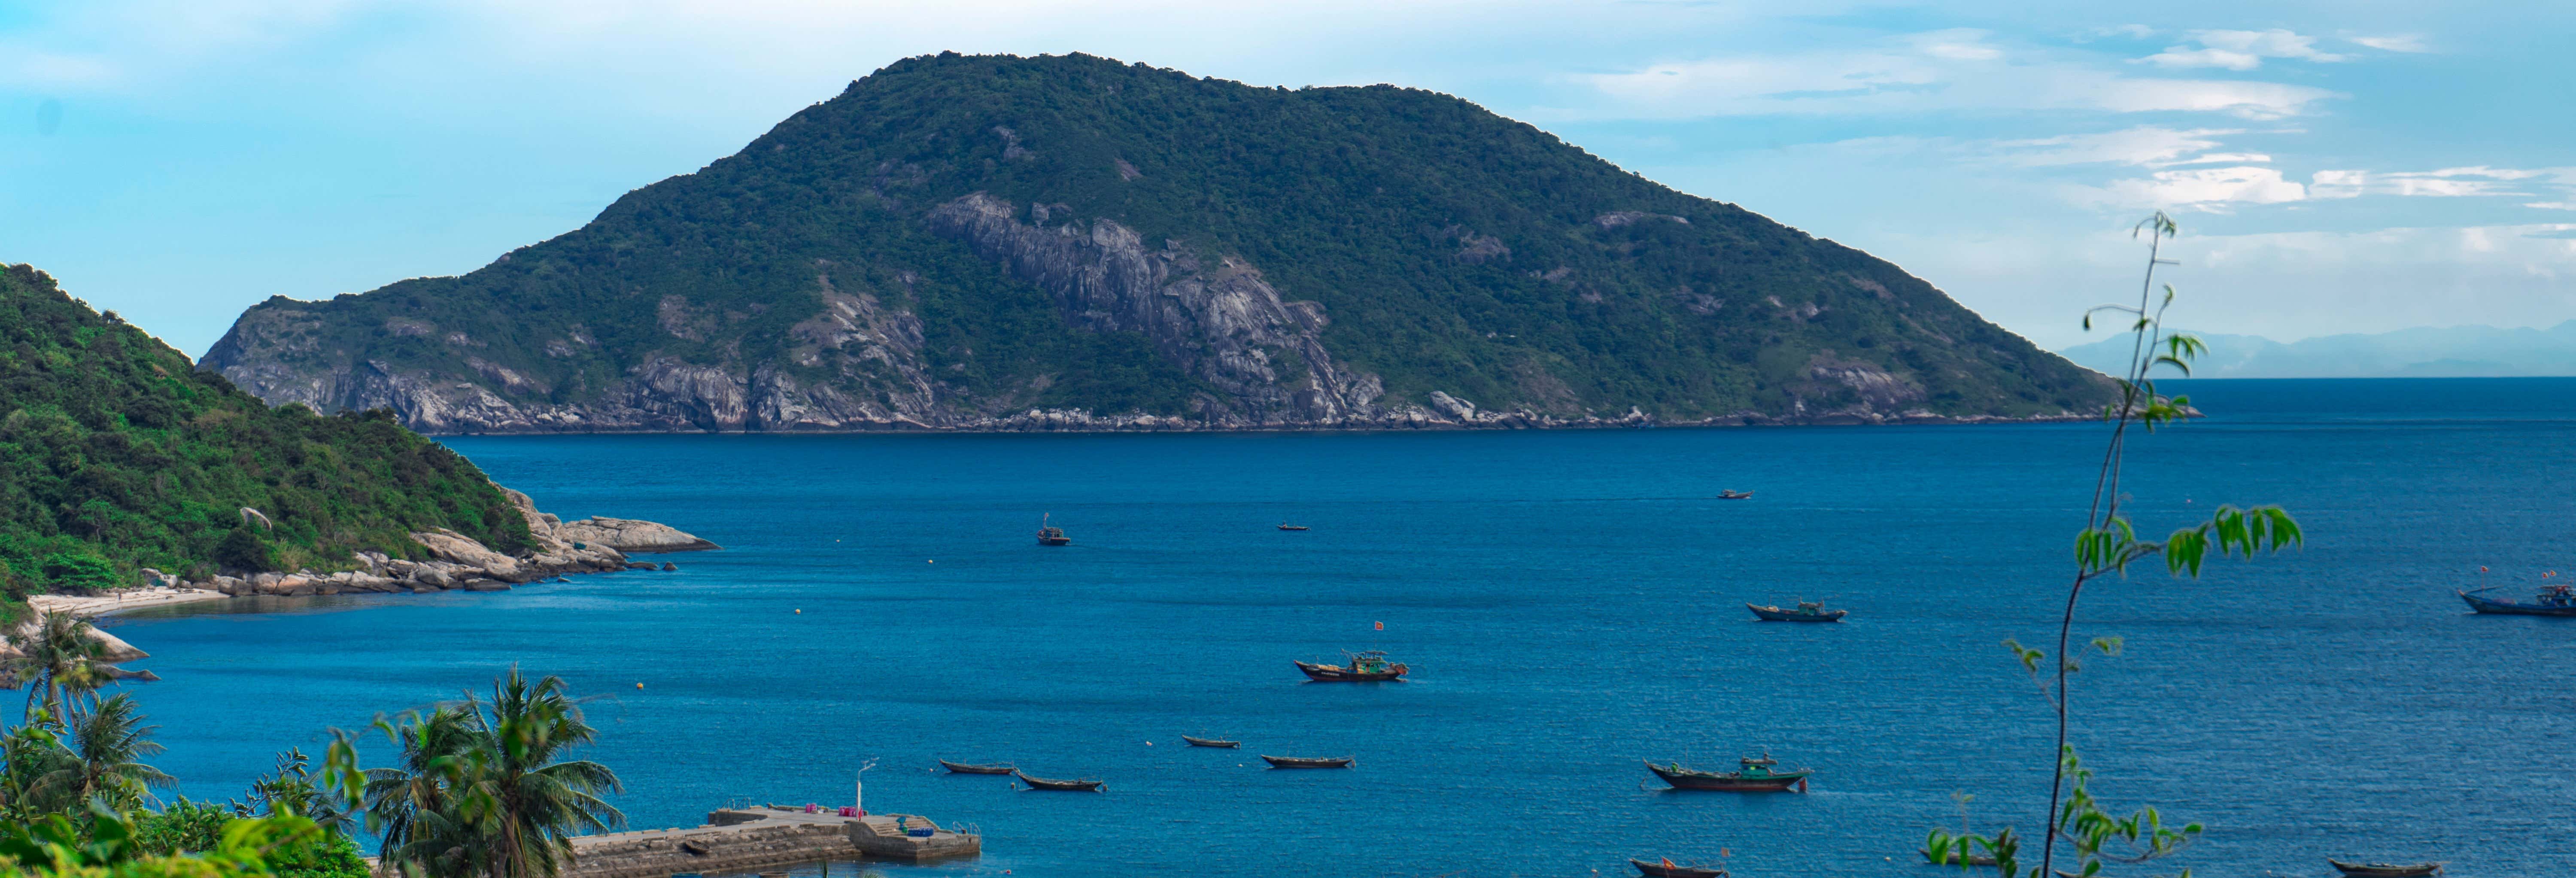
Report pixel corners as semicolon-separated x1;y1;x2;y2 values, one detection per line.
1295;650;1408;682
2328;860;2443;877
1181;735;1240;748
1276;523;1309;531
936;759;1013;775
1260;755;1353;769
1013;772;1103;791
1921;848;1997;866
1716;490;1754;500
1747;600;1846;623
2460;584;2576;616
1629;858;1725;878
1646;754;1812;792
1036;513;1070;546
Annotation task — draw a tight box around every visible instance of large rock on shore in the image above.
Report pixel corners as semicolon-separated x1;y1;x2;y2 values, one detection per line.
555;517;720;553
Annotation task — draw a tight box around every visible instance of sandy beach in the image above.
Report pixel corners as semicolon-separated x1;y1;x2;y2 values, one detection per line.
30;588;232;618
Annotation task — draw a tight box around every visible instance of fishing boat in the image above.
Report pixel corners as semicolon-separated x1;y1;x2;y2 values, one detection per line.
1645;754;1813;792
1036;513;1070;547
1629;858;1725;878
1716;490;1754;500
1181;735;1240;748
1260;755;1354;769
1294;650;1408;682
1747;599;1846;622
936;759;1013;775
1277;523;1310;531
1921;849;1998;866
1013;772;1104;792
2328;860;2443;877
2460;584;2576;616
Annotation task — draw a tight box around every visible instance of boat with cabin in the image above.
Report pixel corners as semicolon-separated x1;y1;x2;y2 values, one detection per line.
1646;753;1813;792
1747;599;1846;622
1036;513;1070;547
2460;583;2576;616
1294;650;1408;682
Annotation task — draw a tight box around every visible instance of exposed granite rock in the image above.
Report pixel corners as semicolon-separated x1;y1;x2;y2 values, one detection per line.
926;192;1385;426
554;517;720;553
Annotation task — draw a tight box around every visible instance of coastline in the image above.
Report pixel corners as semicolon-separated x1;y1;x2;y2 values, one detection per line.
407;408;2102;437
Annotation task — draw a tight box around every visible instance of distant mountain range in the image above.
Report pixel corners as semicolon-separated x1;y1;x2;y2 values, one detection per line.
2058;322;2576;379
200;52;2109;433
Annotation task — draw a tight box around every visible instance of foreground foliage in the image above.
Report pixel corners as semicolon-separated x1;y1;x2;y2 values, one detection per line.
0;264;531;594
328;668;623;878
1;663;614;878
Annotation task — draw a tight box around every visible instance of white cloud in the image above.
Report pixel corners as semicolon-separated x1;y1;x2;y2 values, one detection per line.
2312;166;2550;199
2350;34;2431;53
2141;29;2348;70
2069;166;2307;212
1579;31;2338;120
2081;24;2158;41
1993;126;2242;167
2529;202;2576;211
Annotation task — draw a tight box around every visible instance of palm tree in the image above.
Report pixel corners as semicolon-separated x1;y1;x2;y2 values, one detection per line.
27;693;173;812
472;670;623;878
1;613;118;724
361;669;623;878
365;705;492;878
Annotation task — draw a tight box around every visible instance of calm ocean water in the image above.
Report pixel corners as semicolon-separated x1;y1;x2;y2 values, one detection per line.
96;378;2576;877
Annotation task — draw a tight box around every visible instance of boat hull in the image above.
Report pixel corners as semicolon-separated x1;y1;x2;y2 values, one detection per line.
1261;756;1354;769
1645;761;1810;791
1295;660;1406;682
1013;772;1103;791
1922;849;1997;866
1181;736;1240;748
2460;590;2576;616
1629;858;1725;878
937;760;1013;775
1747;603;1847;623
2328;860;2442;877
1037;537;1070;546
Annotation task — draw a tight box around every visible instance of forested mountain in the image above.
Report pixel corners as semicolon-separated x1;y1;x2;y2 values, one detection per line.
203;52;2110;432
0;263;531;594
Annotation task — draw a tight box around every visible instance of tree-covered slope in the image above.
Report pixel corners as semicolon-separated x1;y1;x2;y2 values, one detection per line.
204;52;2111;432
0;264;531;594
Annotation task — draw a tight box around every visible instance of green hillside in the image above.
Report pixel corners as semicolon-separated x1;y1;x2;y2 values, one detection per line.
204;52;2110;431
0;264;530;595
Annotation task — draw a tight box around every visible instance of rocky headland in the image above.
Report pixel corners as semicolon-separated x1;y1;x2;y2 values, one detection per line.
8;489;715;670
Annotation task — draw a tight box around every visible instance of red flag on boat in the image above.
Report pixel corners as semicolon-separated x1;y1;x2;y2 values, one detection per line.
1662;859;1675;869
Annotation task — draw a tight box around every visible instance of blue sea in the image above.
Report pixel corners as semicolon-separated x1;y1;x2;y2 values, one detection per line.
95;378;2576;877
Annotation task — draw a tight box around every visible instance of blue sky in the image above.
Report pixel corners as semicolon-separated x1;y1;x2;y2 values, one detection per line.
3;0;2570;356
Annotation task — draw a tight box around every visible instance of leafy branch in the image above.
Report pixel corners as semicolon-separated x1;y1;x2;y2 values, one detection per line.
1932;213;2300;878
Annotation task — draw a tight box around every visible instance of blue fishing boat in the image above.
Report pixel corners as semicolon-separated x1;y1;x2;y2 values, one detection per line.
2460;584;2576;616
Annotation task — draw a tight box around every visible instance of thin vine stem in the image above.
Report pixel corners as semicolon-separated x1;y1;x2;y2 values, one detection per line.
2040;215;2169;878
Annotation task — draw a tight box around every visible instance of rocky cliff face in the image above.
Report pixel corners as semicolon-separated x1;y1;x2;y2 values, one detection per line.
199;52;2113;433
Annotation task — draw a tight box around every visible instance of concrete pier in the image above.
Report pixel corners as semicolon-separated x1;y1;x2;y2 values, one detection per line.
567;806;979;878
